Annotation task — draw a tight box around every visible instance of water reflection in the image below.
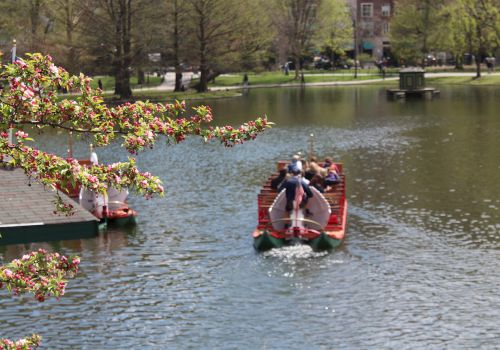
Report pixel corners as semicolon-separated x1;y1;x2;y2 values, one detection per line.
0;226;136;262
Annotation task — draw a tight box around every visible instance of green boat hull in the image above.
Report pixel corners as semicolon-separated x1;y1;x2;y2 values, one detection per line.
253;230;285;251
308;232;342;252
111;215;137;226
102;215;137;227
254;231;343;252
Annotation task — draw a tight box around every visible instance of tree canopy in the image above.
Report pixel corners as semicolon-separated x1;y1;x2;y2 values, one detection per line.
390;0;500;72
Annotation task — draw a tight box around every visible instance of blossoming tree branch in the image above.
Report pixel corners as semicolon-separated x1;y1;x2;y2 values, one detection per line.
0;53;270;348
0;249;80;349
0;53;271;213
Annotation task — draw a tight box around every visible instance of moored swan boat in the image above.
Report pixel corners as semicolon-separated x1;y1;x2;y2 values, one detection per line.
58;147;137;225
252;160;347;252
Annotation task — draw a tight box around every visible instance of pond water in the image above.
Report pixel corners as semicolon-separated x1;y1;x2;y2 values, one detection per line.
1;85;499;349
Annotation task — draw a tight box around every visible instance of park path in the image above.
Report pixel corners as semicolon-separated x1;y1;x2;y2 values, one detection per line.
209;77;400;91
147;72;195;91
210;72;500;91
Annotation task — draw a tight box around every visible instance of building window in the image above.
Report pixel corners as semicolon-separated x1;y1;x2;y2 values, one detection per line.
361;3;373;18
381;4;391;17
361;21;374;36
382;22;390;35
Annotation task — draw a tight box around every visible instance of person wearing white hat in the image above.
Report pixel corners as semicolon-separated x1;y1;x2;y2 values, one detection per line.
287;154;303;174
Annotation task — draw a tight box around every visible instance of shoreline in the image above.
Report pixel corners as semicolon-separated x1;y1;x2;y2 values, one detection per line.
91;72;500;103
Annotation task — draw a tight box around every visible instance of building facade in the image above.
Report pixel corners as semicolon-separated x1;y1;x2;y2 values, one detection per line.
355;0;394;59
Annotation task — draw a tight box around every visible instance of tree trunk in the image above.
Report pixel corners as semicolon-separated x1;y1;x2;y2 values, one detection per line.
173;0;183;92
455;54;463;70
196;2;209;93
64;0;78;74
113;0;132;99
137;69;145;84
475;25;482;79
29;0;41;52
197;66;209;92
475;52;482;78
294;56;300;79
421;0;430;69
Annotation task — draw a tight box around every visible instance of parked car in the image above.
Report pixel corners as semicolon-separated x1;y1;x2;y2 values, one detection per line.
314;58;332;70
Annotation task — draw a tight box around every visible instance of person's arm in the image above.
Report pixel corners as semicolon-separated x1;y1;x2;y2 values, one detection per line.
302;181;313;198
271;175;281;189
278;180;287;193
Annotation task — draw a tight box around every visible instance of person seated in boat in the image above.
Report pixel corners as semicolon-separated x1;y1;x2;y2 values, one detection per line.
278;167;313;211
287;154;303;174
304;166;315;181
323;157;333;169
270;167;288;190
309;173;325;193
305;156;327;180
323;157;340;174
324;167;341;192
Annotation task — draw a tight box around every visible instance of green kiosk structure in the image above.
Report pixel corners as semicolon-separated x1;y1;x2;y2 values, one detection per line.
387;68;439;99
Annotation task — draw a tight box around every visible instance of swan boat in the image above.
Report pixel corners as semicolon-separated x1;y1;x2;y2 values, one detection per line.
252;160;347;252
58;149;137;226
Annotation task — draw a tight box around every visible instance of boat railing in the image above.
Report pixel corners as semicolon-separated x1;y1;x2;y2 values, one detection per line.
263;217;324;240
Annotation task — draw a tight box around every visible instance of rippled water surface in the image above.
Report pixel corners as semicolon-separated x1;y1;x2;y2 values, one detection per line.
1;86;499;349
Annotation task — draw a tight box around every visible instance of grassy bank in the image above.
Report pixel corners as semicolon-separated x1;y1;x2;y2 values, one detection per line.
207;71;391;87
426;75;500;86
90;75;163;90
103;89;241;103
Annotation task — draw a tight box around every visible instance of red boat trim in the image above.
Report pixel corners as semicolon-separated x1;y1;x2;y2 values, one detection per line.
325;200;347;240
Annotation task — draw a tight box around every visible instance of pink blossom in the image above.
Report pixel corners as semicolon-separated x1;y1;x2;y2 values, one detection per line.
15;59;27;68
15;130;29;139
49;64;59;76
21;86;35;100
137;137;145;146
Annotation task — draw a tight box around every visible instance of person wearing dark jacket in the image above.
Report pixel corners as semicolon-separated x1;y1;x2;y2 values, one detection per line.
278;168;313;211
271;168;288;190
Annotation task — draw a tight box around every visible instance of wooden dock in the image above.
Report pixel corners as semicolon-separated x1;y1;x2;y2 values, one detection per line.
387;87;440;99
0;168;99;245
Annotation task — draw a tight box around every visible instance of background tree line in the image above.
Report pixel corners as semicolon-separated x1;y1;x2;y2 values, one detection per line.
390;0;500;77
0;0;352;97
1;0;498;97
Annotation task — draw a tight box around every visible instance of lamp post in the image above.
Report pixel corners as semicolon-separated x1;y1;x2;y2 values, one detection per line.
8;39;17;147
11;38;17;63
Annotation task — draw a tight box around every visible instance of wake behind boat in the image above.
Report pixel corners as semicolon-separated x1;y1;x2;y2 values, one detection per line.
252;159;347;252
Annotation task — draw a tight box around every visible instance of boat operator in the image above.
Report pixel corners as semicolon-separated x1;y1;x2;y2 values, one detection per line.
278;167;313;212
